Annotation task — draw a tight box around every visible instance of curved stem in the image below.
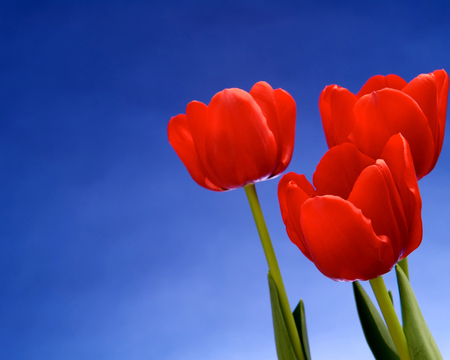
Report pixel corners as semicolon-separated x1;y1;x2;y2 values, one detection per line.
370;276;411;360
398;257;409;280
244;183;304;360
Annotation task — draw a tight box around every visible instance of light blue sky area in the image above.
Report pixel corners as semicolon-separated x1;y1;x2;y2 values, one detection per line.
1;1;450;359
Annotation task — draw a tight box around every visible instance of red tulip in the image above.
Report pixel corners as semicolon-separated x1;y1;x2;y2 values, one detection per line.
278;134;422;282
168;82;296;191
319;70;449;179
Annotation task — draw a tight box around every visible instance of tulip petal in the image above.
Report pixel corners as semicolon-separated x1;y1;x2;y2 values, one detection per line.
347;161;408;261
278;173;315;261
434;69;449;165
319;85;357;148
185;100;229;189
249;82;282;169
285;182;314;261
168;114;223;191
350;89;435;178
356;74;407;98
300;196;395;281
381;134;422;259
402;73;440;169
186;90;278;189
205;88;278;189
278;173;315;224
272;88;296;176
249;83;297;178
313;143;374;199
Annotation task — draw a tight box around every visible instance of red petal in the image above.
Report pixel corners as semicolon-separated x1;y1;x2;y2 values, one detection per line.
313;143;374;199
249;82;282;171
318;86;334;147
285;182;314;261
278;173;316;260
319;85;357;148
278;173;315;221
208;88;278;188
300;196;395;281
168;114;223;191
188;89;278;189
380;134;422;258
347;161;407;261
356;74;407;98
433;69;449;169
185;101;228;189
350;89;435;178
271;88;296;176
402;73;440;171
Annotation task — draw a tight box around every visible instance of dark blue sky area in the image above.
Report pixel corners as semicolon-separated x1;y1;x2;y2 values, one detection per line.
1;1;450;359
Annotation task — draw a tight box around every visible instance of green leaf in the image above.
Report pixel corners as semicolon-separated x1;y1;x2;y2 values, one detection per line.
389;290;394;305
396;265;443;360
268;272;298;360
353;281;400;360
293;299;311;360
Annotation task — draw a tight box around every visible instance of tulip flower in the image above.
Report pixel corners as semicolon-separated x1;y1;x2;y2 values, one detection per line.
319;69;449;179
169;83;307;359
168;81;296;191
278;134;422;282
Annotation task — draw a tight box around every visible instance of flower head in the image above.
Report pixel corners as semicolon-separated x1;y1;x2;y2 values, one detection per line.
278;134;422;281
168;82;296;190
319;70;448;179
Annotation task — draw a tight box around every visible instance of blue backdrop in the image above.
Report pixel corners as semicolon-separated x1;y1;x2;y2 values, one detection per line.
1;1;449;359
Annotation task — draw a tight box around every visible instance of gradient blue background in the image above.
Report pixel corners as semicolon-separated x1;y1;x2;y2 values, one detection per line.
1;1;449;359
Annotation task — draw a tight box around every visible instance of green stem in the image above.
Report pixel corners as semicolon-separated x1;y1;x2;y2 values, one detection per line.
398;257;409;280
244;184;304;360
370;276;411;360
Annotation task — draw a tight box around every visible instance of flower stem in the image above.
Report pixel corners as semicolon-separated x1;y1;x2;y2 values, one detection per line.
398;257;409;280
370;276;411;360
244;183;304;360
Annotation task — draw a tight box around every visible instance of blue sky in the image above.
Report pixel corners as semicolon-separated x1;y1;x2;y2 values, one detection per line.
1;1;450;359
